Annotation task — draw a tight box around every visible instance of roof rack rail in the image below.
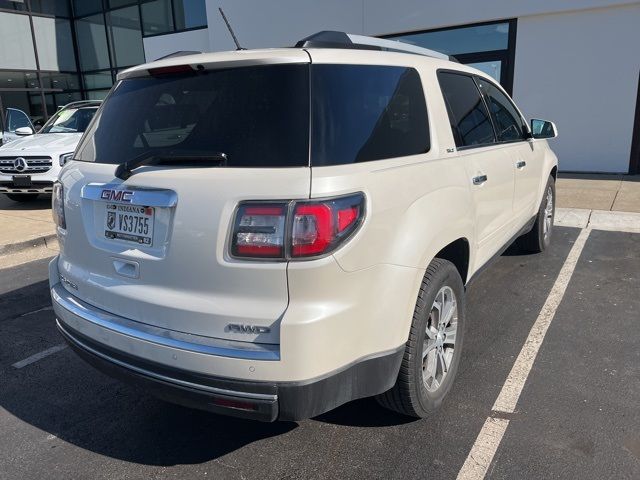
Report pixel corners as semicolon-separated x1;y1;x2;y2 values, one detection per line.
58;100;102;110
295;31;452;61
155;50;203;60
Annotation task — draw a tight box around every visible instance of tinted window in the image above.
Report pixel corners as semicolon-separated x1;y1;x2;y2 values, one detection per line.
477;78;526;142
437;72;495;147
6;108;31;132
76;65;309;167
174;0;208;30
312;65;429;165
41;107;98;134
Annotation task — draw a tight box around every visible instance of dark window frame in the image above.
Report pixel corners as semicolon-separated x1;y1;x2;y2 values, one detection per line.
310;64;431;166
474;74;530;145
437;69;497;150
630;72;640;174
382;18;518;95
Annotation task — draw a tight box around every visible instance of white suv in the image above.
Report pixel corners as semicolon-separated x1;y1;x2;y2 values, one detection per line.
49;32;558;421
0;101;100;202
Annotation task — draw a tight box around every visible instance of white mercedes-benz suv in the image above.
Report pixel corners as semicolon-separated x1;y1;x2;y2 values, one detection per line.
0;101;100;202
49;32;558;421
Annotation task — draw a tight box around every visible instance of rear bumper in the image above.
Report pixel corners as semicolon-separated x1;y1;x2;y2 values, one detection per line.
51;264;405;421
56;310;403;422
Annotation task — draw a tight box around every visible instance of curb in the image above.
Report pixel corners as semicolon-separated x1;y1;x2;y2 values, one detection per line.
0;233;58;257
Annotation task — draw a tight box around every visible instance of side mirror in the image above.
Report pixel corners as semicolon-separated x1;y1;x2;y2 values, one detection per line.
530;119;557;139
15;126;34;136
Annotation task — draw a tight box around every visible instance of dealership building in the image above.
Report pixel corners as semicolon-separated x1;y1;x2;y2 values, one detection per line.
0;0;638;173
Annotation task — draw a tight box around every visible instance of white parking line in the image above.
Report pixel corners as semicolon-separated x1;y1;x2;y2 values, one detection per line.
19;306;53;317
457;228;591;480
12;344;67;369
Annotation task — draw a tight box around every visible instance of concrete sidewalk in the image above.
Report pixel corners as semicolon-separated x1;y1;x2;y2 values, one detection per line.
557;173;640;213
0;195;55;250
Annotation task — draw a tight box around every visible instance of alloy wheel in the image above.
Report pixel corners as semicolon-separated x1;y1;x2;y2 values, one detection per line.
543;185;554;239
422;286;458;392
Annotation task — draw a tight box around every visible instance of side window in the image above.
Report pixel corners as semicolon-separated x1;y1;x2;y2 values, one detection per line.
311;65;430;165
6;108;32;132
437;72;495;148
476;78;526;142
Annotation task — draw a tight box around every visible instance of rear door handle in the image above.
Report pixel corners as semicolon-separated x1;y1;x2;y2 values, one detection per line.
516;160;527;169
472;174;488;185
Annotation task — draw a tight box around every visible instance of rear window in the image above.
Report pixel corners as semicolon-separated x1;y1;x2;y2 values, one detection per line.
76;63;430;168
75;64;310;167
312;65;429;165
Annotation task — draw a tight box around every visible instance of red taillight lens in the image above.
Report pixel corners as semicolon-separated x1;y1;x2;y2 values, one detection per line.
231;204;287;258
231;193;365;260
148;64;194;76
291;203;332;256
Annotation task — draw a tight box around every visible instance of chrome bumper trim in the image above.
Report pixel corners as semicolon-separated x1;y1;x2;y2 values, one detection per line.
51;283;280;361
57;319;277;402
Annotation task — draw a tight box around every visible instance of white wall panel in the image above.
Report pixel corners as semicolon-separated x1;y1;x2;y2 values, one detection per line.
207;0;364;51
363;0;639;35
513;4;640;172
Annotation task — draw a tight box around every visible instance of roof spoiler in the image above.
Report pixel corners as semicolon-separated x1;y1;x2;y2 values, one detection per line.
294;31;455;61
155;50;203;61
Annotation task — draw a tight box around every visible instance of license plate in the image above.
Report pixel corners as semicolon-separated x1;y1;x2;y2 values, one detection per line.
13;175;32;187
104;204;154;246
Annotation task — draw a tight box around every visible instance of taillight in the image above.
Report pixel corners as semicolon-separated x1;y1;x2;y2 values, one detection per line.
231;204;287;258
52;182;66;229
231;193;365;260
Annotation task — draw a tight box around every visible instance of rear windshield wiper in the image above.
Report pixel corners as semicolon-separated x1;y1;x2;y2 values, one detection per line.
115;152;228;180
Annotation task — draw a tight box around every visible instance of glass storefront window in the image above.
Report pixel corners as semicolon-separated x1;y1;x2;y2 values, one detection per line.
72;0;103;17
107;6;145;67
0;71;39;89
30;0;71;17
174;0;207;30
467;61;502;83
107;0;138;8
141;0;173;36
33;17;77;71
83;71;113;90
54;91;82;106
40;72;81;91
76;13;111;71
86;89;110;100
1;92;40;125
0;1;27;11
390;22;509;56
0;12;37;70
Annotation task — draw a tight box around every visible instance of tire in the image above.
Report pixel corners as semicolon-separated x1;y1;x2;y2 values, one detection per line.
376;258;465;418
518;174;555;253
5;193;39;202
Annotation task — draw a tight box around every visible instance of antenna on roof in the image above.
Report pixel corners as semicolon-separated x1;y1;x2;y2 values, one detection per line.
218;8;244;50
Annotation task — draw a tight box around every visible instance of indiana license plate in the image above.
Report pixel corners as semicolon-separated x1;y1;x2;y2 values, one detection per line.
104;204;154;245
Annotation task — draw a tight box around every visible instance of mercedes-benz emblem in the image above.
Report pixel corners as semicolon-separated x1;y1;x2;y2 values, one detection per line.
13;157;27;172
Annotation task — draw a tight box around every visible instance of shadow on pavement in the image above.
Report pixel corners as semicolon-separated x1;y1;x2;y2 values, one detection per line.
0;194;51;211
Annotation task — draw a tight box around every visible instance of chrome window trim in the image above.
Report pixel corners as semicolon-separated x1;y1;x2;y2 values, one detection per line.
57;320;277;402
51;283;280;361
81;182;178;207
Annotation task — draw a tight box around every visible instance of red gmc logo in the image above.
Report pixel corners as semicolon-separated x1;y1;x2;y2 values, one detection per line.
100;189;133;202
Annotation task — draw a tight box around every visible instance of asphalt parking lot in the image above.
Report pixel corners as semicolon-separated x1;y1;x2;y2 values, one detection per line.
1;226;639;479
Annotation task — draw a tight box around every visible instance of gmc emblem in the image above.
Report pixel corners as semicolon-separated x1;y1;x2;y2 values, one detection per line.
227;324;271;334
101;189;133;202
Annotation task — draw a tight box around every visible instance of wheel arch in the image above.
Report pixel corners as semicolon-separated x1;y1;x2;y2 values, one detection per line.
434;238;470;284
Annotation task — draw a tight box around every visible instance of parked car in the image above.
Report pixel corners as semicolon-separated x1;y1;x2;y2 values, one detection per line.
0;101;101;202
49;32;558;421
